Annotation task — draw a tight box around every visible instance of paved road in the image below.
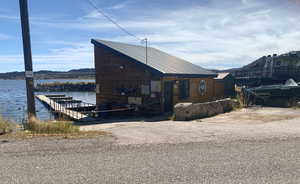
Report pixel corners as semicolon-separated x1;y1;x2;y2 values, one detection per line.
0;136;300;184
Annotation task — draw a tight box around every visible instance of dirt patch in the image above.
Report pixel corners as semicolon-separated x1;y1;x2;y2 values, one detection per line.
201;107;300;124
219;112;300;124
235;113;298;123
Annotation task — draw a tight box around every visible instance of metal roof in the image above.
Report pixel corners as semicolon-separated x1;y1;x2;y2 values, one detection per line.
214;72;231;80
91;39;217;77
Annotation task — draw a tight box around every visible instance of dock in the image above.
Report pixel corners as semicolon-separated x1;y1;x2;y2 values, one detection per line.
36;95;96;121
36;94;137;121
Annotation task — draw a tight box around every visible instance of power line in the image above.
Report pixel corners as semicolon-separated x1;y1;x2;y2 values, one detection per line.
85;0;149;64
85;0;143;42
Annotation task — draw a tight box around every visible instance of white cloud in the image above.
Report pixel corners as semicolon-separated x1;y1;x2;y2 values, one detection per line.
0;42;94;72
91;1;300;69
3;0;300;71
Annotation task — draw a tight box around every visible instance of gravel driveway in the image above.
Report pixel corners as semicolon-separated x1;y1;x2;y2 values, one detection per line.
80;107;300;145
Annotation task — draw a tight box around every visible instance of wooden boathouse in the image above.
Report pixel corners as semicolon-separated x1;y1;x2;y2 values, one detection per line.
91;39;219;113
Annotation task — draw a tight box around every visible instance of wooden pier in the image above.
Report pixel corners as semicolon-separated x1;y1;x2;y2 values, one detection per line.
36;94;137;121
36;95;95;121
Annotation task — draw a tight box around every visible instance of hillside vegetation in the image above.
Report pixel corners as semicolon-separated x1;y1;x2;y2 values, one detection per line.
0;68;95;80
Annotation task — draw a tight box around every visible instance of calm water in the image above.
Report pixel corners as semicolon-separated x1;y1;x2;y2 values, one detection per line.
0;79;95;123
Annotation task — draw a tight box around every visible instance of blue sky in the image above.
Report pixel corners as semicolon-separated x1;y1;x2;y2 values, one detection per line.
1;0;300;72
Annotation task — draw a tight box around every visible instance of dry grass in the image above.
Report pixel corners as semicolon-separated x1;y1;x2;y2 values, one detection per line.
25;117;79;134
0;116;16;135
0;117;108;140
18;117;108;138
233;94;244;109
2;130;108;140
169;114;176;121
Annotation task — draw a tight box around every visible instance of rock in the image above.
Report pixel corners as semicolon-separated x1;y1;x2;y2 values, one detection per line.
207;101;223;116
174;103;193;121
298;102;300;108
174;99;234;121
217;98;233;112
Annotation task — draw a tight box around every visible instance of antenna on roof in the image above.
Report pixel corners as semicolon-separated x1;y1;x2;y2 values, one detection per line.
141;38;148;65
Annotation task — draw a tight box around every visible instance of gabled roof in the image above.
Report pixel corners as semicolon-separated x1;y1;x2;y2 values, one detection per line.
91;39;217;78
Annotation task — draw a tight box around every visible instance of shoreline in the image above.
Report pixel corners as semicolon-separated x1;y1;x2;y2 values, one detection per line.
35;81;95;92
0;78;95;80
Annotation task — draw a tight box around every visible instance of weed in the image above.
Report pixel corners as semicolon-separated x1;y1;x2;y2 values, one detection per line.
25;117;79;134
0;116;15;135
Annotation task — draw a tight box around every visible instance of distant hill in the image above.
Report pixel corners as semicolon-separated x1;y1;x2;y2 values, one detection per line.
0;68;95;80
210;68;240;74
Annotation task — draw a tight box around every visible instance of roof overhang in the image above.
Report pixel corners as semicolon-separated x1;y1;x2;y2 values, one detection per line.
91;39;218;79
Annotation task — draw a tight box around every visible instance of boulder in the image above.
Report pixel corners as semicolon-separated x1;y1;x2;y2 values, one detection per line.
174;99;234;121
174;103;193;121
217;98;233;112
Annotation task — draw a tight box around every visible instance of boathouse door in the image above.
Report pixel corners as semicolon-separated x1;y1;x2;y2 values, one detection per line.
164;81;174;112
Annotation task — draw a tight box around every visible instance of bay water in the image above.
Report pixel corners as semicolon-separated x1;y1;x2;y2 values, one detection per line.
0;79;95;123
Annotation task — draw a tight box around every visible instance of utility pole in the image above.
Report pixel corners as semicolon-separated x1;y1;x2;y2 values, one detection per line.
19;0;36;119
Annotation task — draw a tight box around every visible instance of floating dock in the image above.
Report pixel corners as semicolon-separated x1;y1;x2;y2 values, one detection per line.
36;95;96;121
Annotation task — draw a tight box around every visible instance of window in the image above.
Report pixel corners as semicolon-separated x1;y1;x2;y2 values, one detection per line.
179;80;190;99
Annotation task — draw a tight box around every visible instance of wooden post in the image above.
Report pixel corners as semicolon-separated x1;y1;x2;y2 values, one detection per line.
19;0;36;119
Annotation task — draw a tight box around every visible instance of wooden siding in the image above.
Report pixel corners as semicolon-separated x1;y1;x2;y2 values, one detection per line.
214;74;235;97
214;80;225;99
94;46;161;109
162;77;216;107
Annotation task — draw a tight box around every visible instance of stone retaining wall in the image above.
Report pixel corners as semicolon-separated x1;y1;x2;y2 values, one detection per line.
174;98;233;121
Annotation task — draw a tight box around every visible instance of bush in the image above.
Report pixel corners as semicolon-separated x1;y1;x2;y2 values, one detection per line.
0;116;15;135
25;118;79;134
233;94;244;109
